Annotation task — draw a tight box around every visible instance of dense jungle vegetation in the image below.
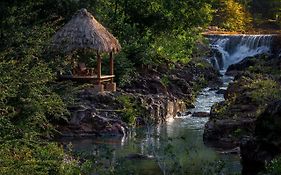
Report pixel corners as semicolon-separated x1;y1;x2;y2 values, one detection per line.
0;0;280;174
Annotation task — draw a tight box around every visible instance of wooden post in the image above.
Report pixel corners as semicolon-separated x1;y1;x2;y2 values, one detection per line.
97;51;101;84
109;52;114;83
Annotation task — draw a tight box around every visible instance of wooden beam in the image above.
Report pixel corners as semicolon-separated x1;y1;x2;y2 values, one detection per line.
109;52;114;83
97;51;102;84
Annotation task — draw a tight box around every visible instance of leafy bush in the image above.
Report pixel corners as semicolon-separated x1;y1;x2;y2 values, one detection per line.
0;141;83;175
160;74;170;87
149;31;194;64
242;77;281;104
265;156;281;175
116;95;148;125
212;0;252;31
116;95;138;125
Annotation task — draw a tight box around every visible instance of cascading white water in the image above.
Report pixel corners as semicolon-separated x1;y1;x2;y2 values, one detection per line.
207;34;273;70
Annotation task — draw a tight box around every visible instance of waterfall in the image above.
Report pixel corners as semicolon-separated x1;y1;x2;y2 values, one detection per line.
207;34;273;70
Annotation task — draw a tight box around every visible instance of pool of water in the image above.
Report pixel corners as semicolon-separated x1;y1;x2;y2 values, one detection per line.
60;74;241;174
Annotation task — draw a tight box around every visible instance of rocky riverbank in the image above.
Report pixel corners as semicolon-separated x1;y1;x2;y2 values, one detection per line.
203;53;281;174
57;59;221;137
240;100;281;174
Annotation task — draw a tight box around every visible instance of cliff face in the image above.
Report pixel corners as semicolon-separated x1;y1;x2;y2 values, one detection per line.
204;51;281;148
57;59;221;137
240;100;281;175
272;35;281;56
203;45;281;174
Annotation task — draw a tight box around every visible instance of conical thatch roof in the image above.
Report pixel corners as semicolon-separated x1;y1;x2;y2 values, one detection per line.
51;8;121;53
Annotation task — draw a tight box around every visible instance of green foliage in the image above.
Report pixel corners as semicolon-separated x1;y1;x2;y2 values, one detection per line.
86;0;213;83
212;0;252;31
265;156;281;175
149;32;194;64
117;95;138;125
115;45;139;87
0;1;222;174
242;77;281;105
247;56;281;81
252;0;281;20
0;141;84;175
0;2;86;174
212;101;231;118
1;0;215;86
160;74;170;87
116;95;149;126
0;37;84;175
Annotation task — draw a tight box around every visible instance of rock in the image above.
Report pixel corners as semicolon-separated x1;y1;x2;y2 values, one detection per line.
68;105;92;125
59;114;128;137
204;85;259;147
216;89;226;95
240;138;266;175
192;112;209;118
125;153;154;160
226;56;257;76
220;147;240;155
182;111;192;116
204;118;256;148
272;35;281;57
58;59;221;138
186;103;195;109
241;100;281;175
209;87;219;91
124;59;221;100
101;122;126;136
209;48;224;69
136;117;146;126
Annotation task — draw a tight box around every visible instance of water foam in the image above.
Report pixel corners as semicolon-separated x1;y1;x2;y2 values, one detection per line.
208;34;273;70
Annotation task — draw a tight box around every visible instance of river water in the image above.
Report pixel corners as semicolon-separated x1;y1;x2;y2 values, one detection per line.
61;34;274;174
61;72;241;175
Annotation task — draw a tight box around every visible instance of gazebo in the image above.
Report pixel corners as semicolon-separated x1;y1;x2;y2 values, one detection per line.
51;8;121;92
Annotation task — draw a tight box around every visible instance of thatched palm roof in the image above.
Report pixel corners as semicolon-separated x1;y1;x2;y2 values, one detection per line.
51;8;121;53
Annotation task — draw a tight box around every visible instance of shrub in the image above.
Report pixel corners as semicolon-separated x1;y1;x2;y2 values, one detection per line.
212;0;252;31
116;95;138;125
242;77;281;104
0;140;88;175
265;156;281;175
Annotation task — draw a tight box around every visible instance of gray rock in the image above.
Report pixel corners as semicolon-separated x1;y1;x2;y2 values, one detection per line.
241;100;281;175
125;153;154;160
192;112;209;118
220;147;240;155
216;89;226;95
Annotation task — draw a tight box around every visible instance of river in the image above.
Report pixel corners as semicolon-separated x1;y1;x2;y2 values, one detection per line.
60;72;241;175
60;34;274;175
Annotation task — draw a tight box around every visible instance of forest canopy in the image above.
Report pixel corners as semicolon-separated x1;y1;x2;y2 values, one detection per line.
0;0;280;174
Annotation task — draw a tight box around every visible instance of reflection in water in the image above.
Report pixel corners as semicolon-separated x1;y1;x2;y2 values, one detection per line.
60;74;240;174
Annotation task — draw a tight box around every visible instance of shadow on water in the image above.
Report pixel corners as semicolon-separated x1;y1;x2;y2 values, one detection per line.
59;73;241;175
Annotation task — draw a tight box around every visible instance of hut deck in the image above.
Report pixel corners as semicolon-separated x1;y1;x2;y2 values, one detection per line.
59;75;115;83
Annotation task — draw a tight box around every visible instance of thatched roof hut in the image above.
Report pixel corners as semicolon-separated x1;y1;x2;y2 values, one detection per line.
51;8;121;53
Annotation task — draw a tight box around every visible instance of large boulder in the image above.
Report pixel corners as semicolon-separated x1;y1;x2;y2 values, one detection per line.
240;100;281;175
58;92;129;137
226;56;257;76
272;35;281;57
203;76;259;149
210;49;224;70
59;106;129;137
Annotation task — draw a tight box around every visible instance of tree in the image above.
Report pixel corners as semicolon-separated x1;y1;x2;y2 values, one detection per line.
212;0;252;31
